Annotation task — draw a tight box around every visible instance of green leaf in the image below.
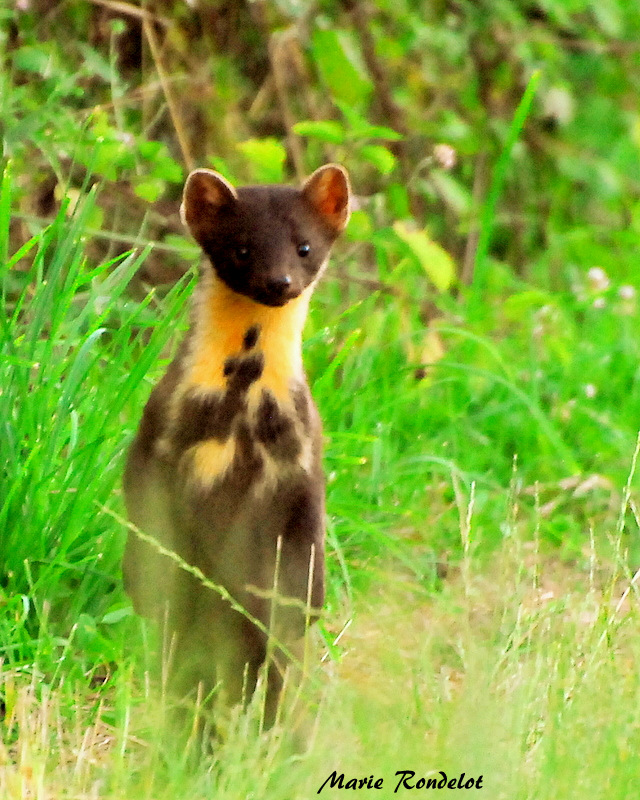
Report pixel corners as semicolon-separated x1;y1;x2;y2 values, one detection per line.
13;45;52;76
360;144;396;175
90;140;135;180
590;0;622;37
345;210;373;242
335;102;403;140
311;29;373;106
0;162;13;267
357;124;403;141
208;157;235;182
237;137;286;183
293;120;346;144
393;222;456;292
137;140;163;159
139;141;184;183
502;290;554;322
133;177;165;203
77;43;113;82
386;183;411;219
101;605;133;625
150;154;184;184
471;71;540;315
429;170;472;216
85;204;104;231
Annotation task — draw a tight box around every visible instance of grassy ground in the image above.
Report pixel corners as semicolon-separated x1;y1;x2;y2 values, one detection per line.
3;157;640;798
3;539;640;798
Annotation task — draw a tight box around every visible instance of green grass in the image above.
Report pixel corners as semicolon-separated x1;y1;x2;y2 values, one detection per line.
3;148;640;798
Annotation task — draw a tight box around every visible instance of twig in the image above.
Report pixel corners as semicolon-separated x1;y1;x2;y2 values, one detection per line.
342;1;409;169
87;0;170;26
143;17;194;172
342;272;399;296
342;0;407;139
268;30;307;180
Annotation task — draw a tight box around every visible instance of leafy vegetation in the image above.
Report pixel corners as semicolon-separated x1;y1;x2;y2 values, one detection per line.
2;0;640;796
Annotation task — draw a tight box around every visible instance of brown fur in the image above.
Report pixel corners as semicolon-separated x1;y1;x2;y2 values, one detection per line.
123;165;350;725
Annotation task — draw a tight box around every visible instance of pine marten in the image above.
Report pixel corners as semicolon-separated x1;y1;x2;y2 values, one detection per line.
123;164;351;724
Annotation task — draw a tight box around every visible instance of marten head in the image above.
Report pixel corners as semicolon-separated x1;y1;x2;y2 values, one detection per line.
181;165;351;307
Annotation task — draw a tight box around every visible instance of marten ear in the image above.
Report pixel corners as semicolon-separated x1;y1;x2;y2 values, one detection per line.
302;164;351;233
181;169;238;243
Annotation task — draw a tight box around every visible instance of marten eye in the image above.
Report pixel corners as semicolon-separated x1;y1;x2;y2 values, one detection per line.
297;242;311;258
235;246;251;262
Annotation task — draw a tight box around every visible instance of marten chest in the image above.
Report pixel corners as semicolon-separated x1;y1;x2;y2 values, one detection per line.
160;311;315;497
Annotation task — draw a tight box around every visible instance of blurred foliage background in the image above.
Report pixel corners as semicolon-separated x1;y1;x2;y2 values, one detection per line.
3;0;640;599
5;0;640;287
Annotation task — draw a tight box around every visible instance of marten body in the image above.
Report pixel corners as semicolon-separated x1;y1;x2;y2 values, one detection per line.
123;165;350;721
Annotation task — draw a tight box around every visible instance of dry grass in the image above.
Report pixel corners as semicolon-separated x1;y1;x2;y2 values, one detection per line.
3;537;640;799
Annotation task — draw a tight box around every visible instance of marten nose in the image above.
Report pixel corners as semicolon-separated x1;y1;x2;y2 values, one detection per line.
266;274;291;292
263;274;294;304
